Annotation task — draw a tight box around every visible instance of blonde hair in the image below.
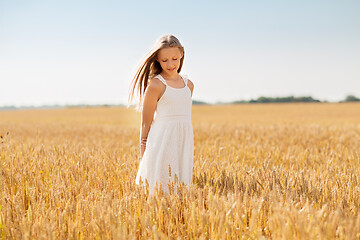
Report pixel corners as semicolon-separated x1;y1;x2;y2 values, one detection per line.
128;35;185;107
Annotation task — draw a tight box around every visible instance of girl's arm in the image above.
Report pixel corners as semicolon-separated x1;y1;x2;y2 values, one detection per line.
140;79;164;159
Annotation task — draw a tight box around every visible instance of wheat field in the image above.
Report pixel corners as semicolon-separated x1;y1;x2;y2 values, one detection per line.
0;103;360;239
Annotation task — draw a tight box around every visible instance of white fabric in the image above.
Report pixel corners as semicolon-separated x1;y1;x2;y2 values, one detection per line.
135;73;194;194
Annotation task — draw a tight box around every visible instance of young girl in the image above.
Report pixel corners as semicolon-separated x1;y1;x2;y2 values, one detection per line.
129;35;194;194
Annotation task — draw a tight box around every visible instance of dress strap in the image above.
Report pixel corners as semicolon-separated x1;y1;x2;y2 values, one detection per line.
156;74;188;86
155;74;168;86
180;74;188;85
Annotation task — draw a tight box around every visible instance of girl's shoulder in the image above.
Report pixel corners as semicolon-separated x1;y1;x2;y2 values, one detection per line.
186;78;194;93
149;77;166;88
145;77;166;94
187;78;194;87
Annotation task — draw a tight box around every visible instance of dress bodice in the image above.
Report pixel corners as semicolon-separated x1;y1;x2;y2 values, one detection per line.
153;74;192;121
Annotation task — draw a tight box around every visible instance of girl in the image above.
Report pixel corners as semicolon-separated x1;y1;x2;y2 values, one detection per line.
129;35;194;194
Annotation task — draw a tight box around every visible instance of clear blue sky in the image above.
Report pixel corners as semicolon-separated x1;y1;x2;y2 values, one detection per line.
1;0;359;106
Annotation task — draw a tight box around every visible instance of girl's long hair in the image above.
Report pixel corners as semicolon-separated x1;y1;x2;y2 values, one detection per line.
128;35;185;108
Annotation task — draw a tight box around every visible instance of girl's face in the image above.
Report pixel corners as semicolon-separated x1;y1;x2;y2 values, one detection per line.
157;47;183;76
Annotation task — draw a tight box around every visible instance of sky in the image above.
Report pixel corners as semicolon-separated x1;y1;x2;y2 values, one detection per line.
1;0;360;106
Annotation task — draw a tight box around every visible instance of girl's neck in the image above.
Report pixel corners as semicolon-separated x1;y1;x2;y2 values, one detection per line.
160;72;180;80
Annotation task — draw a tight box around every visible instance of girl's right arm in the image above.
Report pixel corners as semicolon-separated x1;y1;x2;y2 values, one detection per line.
140;79;164;159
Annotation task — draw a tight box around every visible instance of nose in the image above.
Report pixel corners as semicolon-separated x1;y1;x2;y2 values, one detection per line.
169;60;176;67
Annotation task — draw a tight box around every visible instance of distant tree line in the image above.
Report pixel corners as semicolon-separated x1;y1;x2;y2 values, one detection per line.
233;96;320;104
1;95;359;110
192;100;207;105
343;95;360;102
231;94;360;104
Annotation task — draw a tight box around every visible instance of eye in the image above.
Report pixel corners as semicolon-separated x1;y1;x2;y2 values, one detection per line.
173;58;178;60
162;60;167;62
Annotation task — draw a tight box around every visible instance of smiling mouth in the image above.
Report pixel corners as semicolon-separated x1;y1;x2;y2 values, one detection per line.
168;67;176;71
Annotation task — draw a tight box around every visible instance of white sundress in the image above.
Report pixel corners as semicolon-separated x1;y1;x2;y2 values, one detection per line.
135;73;194;194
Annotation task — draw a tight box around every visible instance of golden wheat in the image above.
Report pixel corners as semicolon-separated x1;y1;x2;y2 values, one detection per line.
0;103;359;239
